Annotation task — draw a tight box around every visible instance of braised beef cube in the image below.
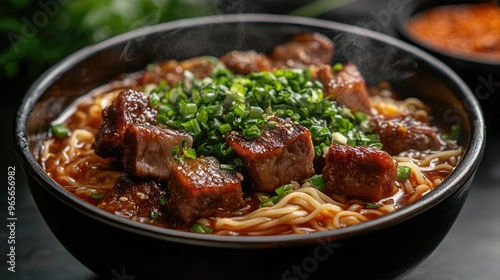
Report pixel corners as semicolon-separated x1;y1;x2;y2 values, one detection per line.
322;144;397;202
122;124;193;180
137;56;217;87
373;116;441;155
226;117;315;192
220;50;273;75
176;56;217;79
93;89;157;159
98;173;168;220
167;156;244;222
317;63;372;114
270;33;334;69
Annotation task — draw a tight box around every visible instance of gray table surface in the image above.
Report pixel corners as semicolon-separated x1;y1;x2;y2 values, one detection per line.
1;1;499;279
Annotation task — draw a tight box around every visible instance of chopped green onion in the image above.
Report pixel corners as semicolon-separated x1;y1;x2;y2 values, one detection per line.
242;126;261;139
197;143;213;156
266;120;278;128
333;63;343;71
259;196;281;208
308;174;325;191
150;211;159;219
366;202;381;209
159;197;168;205
397;166;411;182
190;223;213;234
443;124;461;140
331;132;348;145
157;114;168;125
182;119;202;135
172;146;180;157
234;104;248;117
172;141;197;161
275;184;295;197
149;92;161;107
370;142;383;149
213;143;234;159
218;123;232;135
249;106;264;119
258;195;270;202
182;140;197;159
196;107;209;124
233;158;244;167
259;183;295;208
158;104;175;118
183;148;197;160
88;192;105;200
220;164;237;171
51;124;70;138
148;65;380;166
179;102;198;116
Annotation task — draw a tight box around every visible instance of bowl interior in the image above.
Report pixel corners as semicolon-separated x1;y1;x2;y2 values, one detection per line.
15;14;485;246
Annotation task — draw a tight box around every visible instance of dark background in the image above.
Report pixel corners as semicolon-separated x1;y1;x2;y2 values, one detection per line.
1;0;499;279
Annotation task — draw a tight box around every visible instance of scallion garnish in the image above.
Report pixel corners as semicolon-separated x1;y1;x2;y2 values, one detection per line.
366;202;381;209
242;126;261;139
150;211;159;219
190;223;213;234
308;174;325;191
332;63;343;72
159;197;168;205
220;164;237;171
443;124;461;141
181;140;197;160
51;124;70;138
88;192;106;200
397;166;411;182
259;183;295;208
148;64;380;166
218;123;232;135
172;140;197;161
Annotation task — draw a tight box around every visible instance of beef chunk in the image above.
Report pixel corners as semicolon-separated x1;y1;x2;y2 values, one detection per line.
373;116;441;155
93;89;157;159
166;156;244;222
220;50;273;75
98;173;168;220
322;144;397;202
270;33;334;69
136;56;217;87
316;63;372;114
122;124;193;180
225;117;315;192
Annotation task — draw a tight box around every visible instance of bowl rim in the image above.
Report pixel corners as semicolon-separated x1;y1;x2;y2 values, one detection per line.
392;0;500;67
14;13;486;247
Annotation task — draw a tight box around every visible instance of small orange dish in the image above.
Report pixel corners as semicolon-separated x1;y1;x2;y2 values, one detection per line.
406;3;500;61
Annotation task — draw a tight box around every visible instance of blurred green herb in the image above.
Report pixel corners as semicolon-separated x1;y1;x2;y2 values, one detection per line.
442;124;461;141
1;0;217;80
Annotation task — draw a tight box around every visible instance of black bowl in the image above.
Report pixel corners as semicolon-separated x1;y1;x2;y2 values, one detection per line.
14;14;485;280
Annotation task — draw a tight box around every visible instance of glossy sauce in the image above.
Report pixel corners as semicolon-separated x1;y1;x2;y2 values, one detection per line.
406;3;500;60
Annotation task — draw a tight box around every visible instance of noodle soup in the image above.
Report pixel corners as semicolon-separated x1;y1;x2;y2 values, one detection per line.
38;33;463;236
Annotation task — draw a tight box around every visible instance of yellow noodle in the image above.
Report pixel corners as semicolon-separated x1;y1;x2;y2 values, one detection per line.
397;161;432;186
407;184;431;204
419;149;463;167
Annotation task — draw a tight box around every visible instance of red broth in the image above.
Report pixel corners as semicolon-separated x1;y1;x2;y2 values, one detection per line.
406;3;500;60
